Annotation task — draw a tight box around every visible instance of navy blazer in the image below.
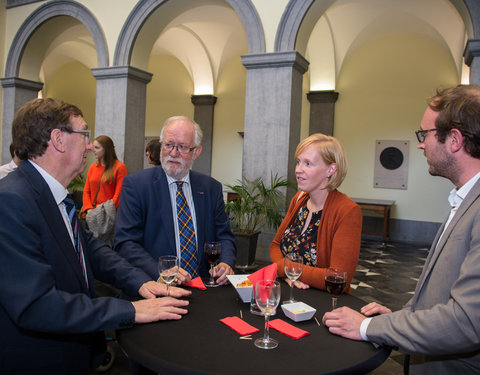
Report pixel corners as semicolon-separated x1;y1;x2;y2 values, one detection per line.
0;161;151;375
115;167;236;279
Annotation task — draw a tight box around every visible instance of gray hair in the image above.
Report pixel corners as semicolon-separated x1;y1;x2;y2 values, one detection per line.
160;116;203;146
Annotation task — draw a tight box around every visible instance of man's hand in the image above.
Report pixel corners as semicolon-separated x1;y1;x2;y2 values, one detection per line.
174;267;193;285
132;297;189;323
285;278;310;289
360;302;392;316
138;281;192;299
322;306;366;341
211;262;234;285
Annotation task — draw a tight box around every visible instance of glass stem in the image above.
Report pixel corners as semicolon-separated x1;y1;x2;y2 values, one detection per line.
210;264;214;283
166;283;170;297
263;315;270;342
332;296;337;310
289;283;294;301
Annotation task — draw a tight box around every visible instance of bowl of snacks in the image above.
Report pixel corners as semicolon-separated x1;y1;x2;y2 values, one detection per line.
226;274;253;303
281;302;316;322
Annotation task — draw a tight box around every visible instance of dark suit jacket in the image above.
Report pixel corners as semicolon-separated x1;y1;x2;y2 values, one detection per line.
115;167;236;280
0;161;151;375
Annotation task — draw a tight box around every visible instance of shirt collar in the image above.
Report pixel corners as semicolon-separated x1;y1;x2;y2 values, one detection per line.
28;160;69;205
166;171;191;187
448;170;480;209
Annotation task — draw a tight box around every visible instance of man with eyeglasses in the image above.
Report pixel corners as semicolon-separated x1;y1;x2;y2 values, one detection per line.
115;116;236;286
0;98;190;375
323;84;480;374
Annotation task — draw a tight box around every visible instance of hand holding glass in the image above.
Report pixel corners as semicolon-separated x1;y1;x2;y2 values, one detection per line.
325;267;347;310
204;242;221;287
283;253;303;304
158;255;179;296
255;280;281;349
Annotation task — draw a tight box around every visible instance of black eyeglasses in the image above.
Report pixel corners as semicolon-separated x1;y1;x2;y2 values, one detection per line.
161;142;196;154
60;127;91;142
415;128;437;143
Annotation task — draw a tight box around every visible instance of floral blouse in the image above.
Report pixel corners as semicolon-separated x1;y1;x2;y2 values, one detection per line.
280;201;322;266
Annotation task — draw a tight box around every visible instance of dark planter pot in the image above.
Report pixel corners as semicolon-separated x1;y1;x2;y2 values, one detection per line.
234;231;260;269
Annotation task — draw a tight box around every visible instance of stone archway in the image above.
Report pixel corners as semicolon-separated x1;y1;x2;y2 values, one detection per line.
1;0;108;162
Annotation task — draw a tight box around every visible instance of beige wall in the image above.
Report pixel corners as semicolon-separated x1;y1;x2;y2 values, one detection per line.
212;55;246;186
146;54;194;137
336;34;459;223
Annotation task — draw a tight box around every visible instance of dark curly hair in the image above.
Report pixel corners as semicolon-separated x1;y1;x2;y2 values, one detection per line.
428;84;480;158
12;98;83;160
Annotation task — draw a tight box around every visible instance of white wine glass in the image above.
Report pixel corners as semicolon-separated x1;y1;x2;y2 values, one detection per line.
325;267;347;310
204;242;221;287
158;255;179;296
283;252;303;304
254;280;281;349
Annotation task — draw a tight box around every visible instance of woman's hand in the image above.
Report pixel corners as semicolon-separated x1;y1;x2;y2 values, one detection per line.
285;278;310;289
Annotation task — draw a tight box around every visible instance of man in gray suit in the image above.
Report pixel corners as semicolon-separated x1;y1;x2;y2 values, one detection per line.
322;84;480;374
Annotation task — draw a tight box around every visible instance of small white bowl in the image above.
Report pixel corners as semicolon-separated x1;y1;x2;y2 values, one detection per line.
281;302;316;322
226;274;253;303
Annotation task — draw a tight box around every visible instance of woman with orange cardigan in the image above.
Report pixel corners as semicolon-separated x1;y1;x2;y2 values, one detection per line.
270;133;362;293
81;135;127;216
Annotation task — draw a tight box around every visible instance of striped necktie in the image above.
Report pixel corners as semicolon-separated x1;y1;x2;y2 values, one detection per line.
63;195;88;285
175;182;198;277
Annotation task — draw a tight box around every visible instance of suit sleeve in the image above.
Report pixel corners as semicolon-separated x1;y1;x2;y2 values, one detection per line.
367;212;480;355
212;183;236;267
114;175;159;279
0;191;135;334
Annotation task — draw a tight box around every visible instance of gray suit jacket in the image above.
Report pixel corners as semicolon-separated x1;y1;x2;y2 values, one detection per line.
367;178;480;374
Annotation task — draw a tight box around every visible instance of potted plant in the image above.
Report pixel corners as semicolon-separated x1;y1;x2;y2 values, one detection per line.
67;173;86;209
225;173;291;268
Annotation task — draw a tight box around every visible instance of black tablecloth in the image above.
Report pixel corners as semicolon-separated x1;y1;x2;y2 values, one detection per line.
117;281;390;375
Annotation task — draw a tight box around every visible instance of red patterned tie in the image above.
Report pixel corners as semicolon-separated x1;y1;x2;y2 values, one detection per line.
175;182;198;277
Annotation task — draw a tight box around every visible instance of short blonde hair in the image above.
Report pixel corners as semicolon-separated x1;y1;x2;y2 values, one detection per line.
294;133;347;191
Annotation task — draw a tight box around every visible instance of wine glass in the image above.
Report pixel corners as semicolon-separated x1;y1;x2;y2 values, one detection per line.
204;242;221;287
283;252;303;304
254;280;281;349
158;255;179;296
325;267;347;310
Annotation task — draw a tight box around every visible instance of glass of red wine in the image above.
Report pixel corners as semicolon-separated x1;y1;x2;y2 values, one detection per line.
204;241;221;287
325;267;347;310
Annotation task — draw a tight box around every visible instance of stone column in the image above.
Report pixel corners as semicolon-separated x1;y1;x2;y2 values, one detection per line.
191;94;217;176
306;90;339;136
91;66;152;173
465;39;480;85
0;77;43;163
241;51;309;203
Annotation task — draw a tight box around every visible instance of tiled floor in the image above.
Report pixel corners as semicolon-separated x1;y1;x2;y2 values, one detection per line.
93;239;429;375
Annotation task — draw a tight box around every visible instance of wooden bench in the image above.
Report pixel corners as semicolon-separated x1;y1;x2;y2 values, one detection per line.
352;198;395;245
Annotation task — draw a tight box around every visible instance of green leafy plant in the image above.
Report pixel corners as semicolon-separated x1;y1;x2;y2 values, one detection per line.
225;173;292;234
67;173;86;193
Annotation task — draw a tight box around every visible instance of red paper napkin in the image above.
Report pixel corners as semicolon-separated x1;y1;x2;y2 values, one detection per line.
269;319;310;340
248;263;278;288
184;276;207;290
220;316;259;335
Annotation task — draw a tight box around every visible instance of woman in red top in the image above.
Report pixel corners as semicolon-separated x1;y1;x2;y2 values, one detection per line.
270;133;362;292
81;135;127;216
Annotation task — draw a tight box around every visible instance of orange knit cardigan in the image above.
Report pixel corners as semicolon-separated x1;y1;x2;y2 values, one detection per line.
270;189;362;292
82;160;127;211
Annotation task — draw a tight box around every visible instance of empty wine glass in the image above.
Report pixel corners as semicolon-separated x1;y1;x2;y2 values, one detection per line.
204;242;221;287
158;255;179;296
283;252;303;304
254;280;281;349
325;267;347;310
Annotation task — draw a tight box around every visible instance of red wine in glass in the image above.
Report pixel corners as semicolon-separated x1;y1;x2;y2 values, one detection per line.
204;242;221;287
325;268;347;310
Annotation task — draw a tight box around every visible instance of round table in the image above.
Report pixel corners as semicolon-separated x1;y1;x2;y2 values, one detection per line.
117;280;391;375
